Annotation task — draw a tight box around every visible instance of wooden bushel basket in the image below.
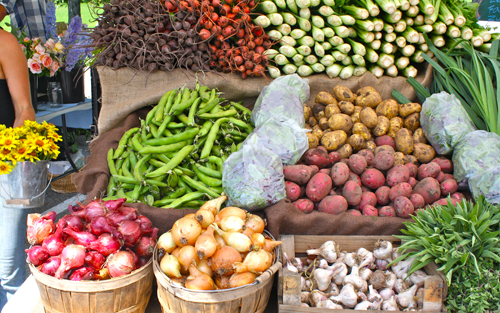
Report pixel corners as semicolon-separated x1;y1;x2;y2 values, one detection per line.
29;258;154;313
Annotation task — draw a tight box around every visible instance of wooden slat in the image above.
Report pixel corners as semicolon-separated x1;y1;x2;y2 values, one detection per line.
279;304;447;313
293;235;398;253
282;270;301;306
240;290;259;313
181;300;206;313
94;290;115;313
118;281;139;310
45;285;65;312
70;292;89;313
281;235;296;258
60;290;73;313
423;275;444;312
256;280;273;313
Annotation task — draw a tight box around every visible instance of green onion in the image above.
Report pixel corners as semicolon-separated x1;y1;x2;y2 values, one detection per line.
286;0;299;14
310;0;321;6
340;65;355;79
356;0;380;16
320;55;336;66
295;60;306;66
425;50;433;58
354;27;375;42
275;54;290;65
331;50;346;61
299;8;311;19
345;6;370;19
296;15;312;31
381;42;394;54
280;36;297;46
405;17;414;26
290;28;307;39
402;44;416;55
438;3;454;25
403;65;417;77
419;43;428;51
254;15;271;28
297;45;312;55
418;33;425;44
366;48;379;62
323;27;335;38
377;53;394;68
277;24;292;35
395;56;410;69
292;53;304;63
409;0;418;6
340;15;356;25
353;66;368;76
297;64;314;76
322;0;335;6
471;35;484;47
373;18;385;31
311;63;326;72
327;15;343;27
477;43;492;53
474;29;492;42
296;0;311;9
282;64;298;74
272;0;288;9
429;35;445;47
268;30;283;40
314;42;326;56
326;64;343;77
414;14;424;25
411;50;425;62
375;32;383;40
396;36;407;47
432;22;447;34
418;0;434;15
348;27;357;38
374;0;396;14
303;56;317;67
322;41;333;50
342;55;353;65
312;25;325;41
345;38;366;55
400;0;410;11
382;10;402;23
352;54;366;66
403;26;420;42
461;27;473;40
281;13;297;25
395;20;407;32
383;23;394;33
385;64;398;77
369;39;382;49
334;43;352;54
268;65;281;78
297;35;315;46
446;25;461;38
328;36;344;46
319;5;335;16
259;1;278;13
356;19;375;31
332;26;350;38
268;13;284;25
264;49;279;59
385;32;397;42
413;24;432;33
279;45;298;57
369;64;385;77
406;5;419;17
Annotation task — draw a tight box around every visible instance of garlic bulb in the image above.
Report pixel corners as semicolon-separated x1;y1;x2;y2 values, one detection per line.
357;291;368;302
344;265;368;291
301;291;311;303
416;287;424;308
301;277;310;291
292;257;304;272
370;299;383;310
368;285;383;302
330;283;358;308
343;252;358;267
357;247;375;269
392;247;402;261
392;257;415;279
325;282;340;297
379;288;395;300
330;262;348;285
310;291;327;307
301;303;310;307
335;251;346;263
313;267;336;291
317;299;343;309
385;271;397;289
306;241;339;263
373;240;393;259
369;270;386;290
359;267;373;281
394;278;413;294
409;270;428;287
318;258;329;269
354;301;372;310
396;284;418;309
283;252;298;273
375;258;391;270
382;296;399;311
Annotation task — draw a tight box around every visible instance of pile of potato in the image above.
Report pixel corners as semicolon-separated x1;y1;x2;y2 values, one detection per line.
304;85;436;165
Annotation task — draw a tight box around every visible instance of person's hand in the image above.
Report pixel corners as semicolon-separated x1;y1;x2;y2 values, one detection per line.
0;5;7;23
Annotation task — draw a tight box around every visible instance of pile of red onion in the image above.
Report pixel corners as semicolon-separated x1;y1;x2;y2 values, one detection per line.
26;198;158;281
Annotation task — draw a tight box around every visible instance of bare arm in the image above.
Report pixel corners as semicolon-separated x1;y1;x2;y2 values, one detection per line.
0;30;35;127
0;5;7;22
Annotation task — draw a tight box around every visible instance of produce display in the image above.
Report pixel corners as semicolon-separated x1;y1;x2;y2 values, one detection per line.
25;198;157;280
287;239;427;309
105;85;254;208
156;196;281;290
286;146;463;217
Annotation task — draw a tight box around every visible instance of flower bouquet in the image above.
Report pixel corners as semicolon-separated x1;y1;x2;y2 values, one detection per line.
20;37;64;77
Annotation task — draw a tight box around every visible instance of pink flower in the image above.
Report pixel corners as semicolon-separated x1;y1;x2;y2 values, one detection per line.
49;60;60;77
40;53;52;68
44;38;55;50
34;43;45;55
28;59;42;74
23;37;30;42
32;53;40;61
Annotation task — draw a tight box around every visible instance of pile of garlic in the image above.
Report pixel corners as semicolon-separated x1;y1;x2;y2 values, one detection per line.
284;240;428;310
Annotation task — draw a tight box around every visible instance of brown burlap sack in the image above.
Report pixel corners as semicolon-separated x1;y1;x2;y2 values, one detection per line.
96;64;432;135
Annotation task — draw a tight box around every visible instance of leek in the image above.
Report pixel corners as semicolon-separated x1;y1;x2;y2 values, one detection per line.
281;36;297;46
375;32;383;39
272;0;287;9
332;26;350;38
268;13;284;26
377;53;394;68
275;54;290;65
432;22;447;34
352;54;366;66
298;64;314;76
425;50;433;58
297;35;315;46
342;56;352;66
348;27;357;38
474;29;492;42
438;3;454;25
383;23;394;33
477;43;492;53
305;55;318;64
296;15;312;31
264;49;279;60
461;27;473;40
471;35;484;47
447;25;461;38
356;19;375;31
281;12;297;25
345;5;370;19
329;36;344;46
355;0;380;16
320;55;336;66
322;0;335;6
295;60;306;66
268;30;283;40
314;42;326;57
418;33;425;44
332;50;346;61
340;15;356;25
280;45;298;57
260;1;278;13
326;64;343;78
354;27;375;42
424;0;439;24
299;8;311;19
413;24;432;33
403;65;417;77
404;18;413;28
373;18;385;31
340;65;355;79
311;0;321;6
369;39;382;49
409;0;418;6
268;66;282;78
295;0;311;9
374;0;396;14
335;43;352;54
311;63;326;72
411;50;425;62
385;32;397;42
381;42;394;54
312;25;325;41
369;65;385;77
292;53;304;63
346;38;367;55
353;66;368;76
327;15;343;27
366;48;379;62
381;10;402;23
323;27;335;38
406;5;419;17
322;41;333;50
418;0;434;15
400;0;410;11
395;20;407;32
290;28;307;39
297;45;312;55
402;44;416;55
414;14;424;25
283;64;298;74
254;16;271;28
277;24;292;35
403;26;420;43
386;65;398;77
396;36;407;47
419;43;428;51
396;56;410;69
319;5;335;16
429;35;445;47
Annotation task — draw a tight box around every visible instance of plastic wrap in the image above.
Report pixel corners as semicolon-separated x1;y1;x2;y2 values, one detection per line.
452;130;500;187
222;144;286;211
242;116;309;165
251;74;310;128
420;92;476;155
469;166;500;204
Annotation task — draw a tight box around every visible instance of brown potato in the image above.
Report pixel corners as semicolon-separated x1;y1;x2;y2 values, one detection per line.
403;113;420;131
399;102;422;118
406;155;419;165
348;134;366;151
304;106;312;122
339;101;355;115
333;85;355;102
413;128;427;144
315;91;337;105
366;141;377;152
387;117;404;138
413;143;436;164
312;103;326;120
351;112;360;124
359;107;378;128
321;130;348;151
354;106;363;114
318;117;329;130
328;114;353;133
307;116;318;127
325;104;341;118
376;99;399;119
305;124;312;130
395;128;414;154
372;116;390;137
355;86;382;108
338;143;353;159
352;123;372;141
312;125;324;139
394;152;407;165
307;132;320;149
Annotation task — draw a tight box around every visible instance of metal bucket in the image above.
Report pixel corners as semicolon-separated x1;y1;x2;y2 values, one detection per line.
0;161;51;208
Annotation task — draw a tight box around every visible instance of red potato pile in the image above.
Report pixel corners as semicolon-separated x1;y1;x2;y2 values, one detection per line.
286;147;464;218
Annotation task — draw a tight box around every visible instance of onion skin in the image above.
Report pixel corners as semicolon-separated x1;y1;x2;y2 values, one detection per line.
211;246;242;276
178;245;200;274
157;231;177;253
171;217;202;247
235;249;273;274
185;264;215;291
27;212;56;245
263;239;283;253
215;274;231;289
26;246;50;266
195;209;215;228
215;207;246;223
200;196;227;216
39;256;61;277
160;254;182;278
197;259;213;277
229;272;256;288
245;214;265;234
107;251;136;278
195;226;217;259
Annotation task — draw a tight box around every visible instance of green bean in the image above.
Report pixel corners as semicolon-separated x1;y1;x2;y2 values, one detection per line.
143;127;199;146
150;123;158;138
144;179;169;187
200;118;229;159
231;143;237;153
129;151;138;170
141;120;150;142
184;200;205;207
145;194;155;206
187;98;202;126
230;101;252;116
198;108;238;119
198;89;216;109
180;175;220;198
149;158;166;168
171;90;198;115
139;141;188;154
210;104;222;114
120;182;136;189
145;145;194;178
122;158;132;178
165;192;205;209
195;163;222;178
196;121;212;138
211;186;223;193
107;176;117;197
193;166;222;187
163;89;178;116
155;153;171;164
237;142;242;151
114;151;128;172
208;156;223;172
155;90;172;122
193;136;208;152
166;122;187;129
177;166;196;177
108;148;118;176
212;145;222;157
223;136;234;145
171;185;187;198
113;127;139;158
177;113;189;124
156;115;173;139
154;198;174;207
114;174;139;184
218;129;247;137
199;86;210;101
221;154;228;163
164;129;173;137
131;133;144;152
134;154;152;182
228;118;254;133
130;184;142;201
168;172;178;188
145;105;158;126
196;95;219;115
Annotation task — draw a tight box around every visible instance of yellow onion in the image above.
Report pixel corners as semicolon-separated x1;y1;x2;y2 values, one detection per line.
171;246;181;258
215;233;226;249
229;272;257;288
235;249;274;274
212;224;252;252
197;259;213;277
219;215;245;232
195;226;217;259
200;196;228;216
157;231;177;253
171;276;186;287
184;213;196;219
185;264;215;290
178;245;200;274
263;239;283;253
245;214;265;234
242;227;254;238
195;209;215;229
215;207;246;223
250;233;266;251
171;217;202;247
211;246;242;276
215;274;231;289
160;253;182;278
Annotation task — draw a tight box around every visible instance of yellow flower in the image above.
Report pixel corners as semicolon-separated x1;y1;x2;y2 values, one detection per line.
0;134;20;150
54;42;64;52
0;125;6;131
0;148;11;161
12;146;28;161
0;161;13;175
24;152;39;163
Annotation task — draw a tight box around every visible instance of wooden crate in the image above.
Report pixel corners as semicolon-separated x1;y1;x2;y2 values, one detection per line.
30;258;153;313
278;235;447;313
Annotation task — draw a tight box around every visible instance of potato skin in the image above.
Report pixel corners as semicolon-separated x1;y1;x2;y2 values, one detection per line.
406;155;419;165
312;103;326;120
306;173;333;202
417;162;441;180
349;154;368;175
318;195;348;215
361;168;386;189
339;101;355;115
387;117;403;138
358;149;375;165
355;86;382;108
413;128;427;144
395;128;414;154
376;186;391;205
285;181;302;201
328;113;353;132
321;130;348;151
431;157;453;173
292;198;314;214
394;196;414;218
333;85;355;102
304;106;312;122
372;150;396;171
311;125;324;140
372;116;390;137
441;179;458;196
398;102;422;118
325;104;341;118
386;164;410;187
318;117;329;130
359;107;379;128
307;116;318;127
337;143;353;159
315;91;338;105
348;134;366;151
389;182;413;201
413;177;441;204
413;143;436;164
374;145;395;155
394;152;407;165
307;132;319;149
352;123;372;141
351;112;360;124
365;141;377;152
374;135;395;148
404;113;421;131
331;162;350;186
342;180;362;206
376;99;399;119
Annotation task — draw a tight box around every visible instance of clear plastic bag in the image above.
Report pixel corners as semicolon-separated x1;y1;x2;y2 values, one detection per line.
452;130;500;187
251;74;310;128
242;116;309;165
420;92;476;155
469;165;500;204
222;144;286;211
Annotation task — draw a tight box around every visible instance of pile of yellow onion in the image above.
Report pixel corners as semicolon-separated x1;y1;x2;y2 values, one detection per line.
157;196;282;291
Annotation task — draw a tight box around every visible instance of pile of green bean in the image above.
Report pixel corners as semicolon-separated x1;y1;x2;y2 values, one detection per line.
104;85;253;209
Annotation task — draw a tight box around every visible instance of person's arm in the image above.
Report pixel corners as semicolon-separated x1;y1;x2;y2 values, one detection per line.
0;5;7;22
0;30;35;127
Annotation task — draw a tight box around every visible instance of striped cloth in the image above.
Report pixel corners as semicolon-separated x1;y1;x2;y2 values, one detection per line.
0;0;46;41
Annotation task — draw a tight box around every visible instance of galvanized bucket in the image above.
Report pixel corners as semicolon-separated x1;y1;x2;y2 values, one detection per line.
0;161;51;208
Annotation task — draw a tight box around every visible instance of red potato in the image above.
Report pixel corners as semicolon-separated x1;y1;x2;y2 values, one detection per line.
405;163;418;178
347;209;362;216
310;165;320;176
436;171;445;183
317;146;328;154
361;168;386;189
319;168;331;175
375;186;391;205
417;162;441;180
432;198;461;207
353;192;377;211
357;150;375;166
329;189;337;195
362;205;378;216
431;157;453;173
285;181;302;202
444;174;455;181
409;194;425;209
379;206;396;217
331;163;350;186
361;186;372;193
394;196;414;218
342;180;363;206
299;185;306;198
318;195;348;215
374;135;396;149
306;173;333;202
372;151;395;171
303;148;332;168
329;151;341;164
386;164;410;187
389;182;413;201
349;173;362;187
451;192;465;200
283;165;315;185
413;177;441;204
292;199;314;214
441;179;458;196
349;154;367;175
408;177;418;189
340;159;350;166
314;202;320;211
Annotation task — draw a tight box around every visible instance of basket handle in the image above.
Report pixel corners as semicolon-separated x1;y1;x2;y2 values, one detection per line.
256;261;281;284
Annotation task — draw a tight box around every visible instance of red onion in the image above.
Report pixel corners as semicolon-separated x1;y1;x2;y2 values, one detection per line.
70;267;95;281
39;256;61;276
55;245;86;279
135;215;153;236
107;251;136;278
56;215;83;232
27;212;56;245
151;228;159;241
85;251;106;271
106;206;138;226
25;246;49;266
69;200;107;222
127;248;140;268
63;229;97;247
88;233;122;256
103;198;126;211
42;227;65;256
135;236;156;258
117;220;142;247
138;257;149;268
88;216;123;239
